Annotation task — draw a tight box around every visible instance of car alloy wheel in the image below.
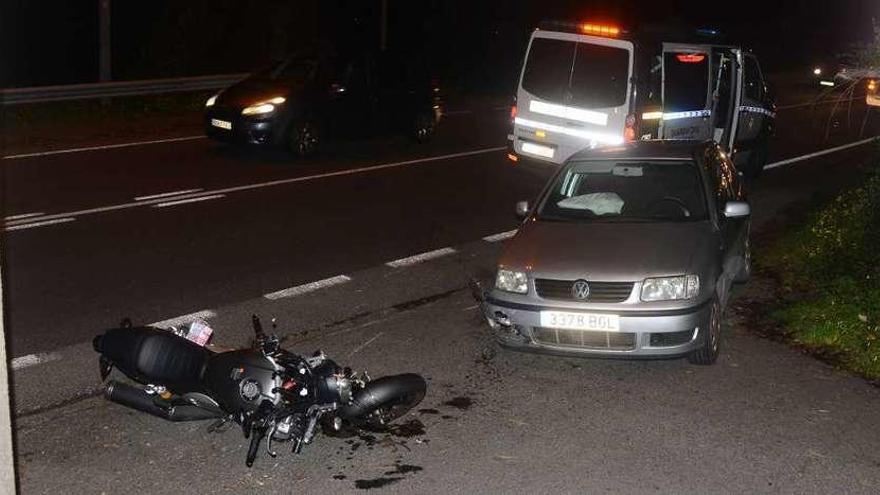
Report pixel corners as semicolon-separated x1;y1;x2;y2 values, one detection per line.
688;296;722;365
413;112;435;143
291;120;319;157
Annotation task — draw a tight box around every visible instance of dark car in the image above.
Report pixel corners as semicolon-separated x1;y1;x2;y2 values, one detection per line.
204;49;442;156
481;140;750;364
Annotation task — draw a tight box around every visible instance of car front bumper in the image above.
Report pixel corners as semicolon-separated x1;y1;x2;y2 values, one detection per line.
481;295;712;358
204;110;283;146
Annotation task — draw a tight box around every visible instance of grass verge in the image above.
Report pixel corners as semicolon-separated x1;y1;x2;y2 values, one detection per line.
760;149;880;380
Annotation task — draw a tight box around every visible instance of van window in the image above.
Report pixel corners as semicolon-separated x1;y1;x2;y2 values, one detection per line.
744;57;764;101
664;53;710;112
521;38;576;103
569;43;630;108
522;37;630;109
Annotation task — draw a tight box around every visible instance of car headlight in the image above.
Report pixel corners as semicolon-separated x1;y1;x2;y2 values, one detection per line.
205;94;218;107
495;269;528;294
241;96;286;116
640;275;700;301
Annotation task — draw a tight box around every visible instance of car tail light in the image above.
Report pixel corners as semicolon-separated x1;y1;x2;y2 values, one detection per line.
510;105;518;121
507;153;519;163
624;114;638;142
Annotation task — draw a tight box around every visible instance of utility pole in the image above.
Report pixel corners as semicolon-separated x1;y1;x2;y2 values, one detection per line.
0;248;16;493
379;0;388;51
99;0;111;82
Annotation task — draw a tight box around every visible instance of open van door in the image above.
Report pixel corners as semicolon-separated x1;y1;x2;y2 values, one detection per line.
660;43;743;150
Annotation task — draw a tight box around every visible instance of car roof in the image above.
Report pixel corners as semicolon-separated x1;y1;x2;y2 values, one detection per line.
567;140;711;163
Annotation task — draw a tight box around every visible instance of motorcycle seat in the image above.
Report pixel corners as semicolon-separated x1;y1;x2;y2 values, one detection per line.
95;326;211;393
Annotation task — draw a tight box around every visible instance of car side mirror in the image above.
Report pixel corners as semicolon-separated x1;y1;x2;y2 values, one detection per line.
723;201;750;218
515;201;530;220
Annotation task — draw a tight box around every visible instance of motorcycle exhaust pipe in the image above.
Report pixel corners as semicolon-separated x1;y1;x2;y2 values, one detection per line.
105;381;222;422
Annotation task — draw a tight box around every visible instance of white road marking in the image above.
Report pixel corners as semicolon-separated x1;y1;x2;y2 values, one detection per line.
135;189;204;201
462;304;480;311
11;352;62;371
777;96;861;110
149;309;217;329
764;137;879;170
3;212;44;221
2;135;205;160
482;230;518;242
264;275;352;300
154;194;225;208
347;332;384;358
1;146;507;230
386;247;457;268
3;217;75;231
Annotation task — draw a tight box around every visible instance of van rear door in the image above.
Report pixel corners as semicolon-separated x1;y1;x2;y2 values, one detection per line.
659;43;714;141
514;31;634;164
660;44;744;150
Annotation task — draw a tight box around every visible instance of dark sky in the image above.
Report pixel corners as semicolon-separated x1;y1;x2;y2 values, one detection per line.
1;0;876;88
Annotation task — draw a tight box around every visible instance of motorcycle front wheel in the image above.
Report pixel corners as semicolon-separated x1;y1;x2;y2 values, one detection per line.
339;373;427;429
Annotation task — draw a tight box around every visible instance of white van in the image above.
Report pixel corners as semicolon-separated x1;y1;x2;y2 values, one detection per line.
509;22;775;178
510;23;636;165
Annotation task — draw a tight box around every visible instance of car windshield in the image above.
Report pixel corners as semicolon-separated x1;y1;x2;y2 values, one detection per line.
252;57;317;82
538;160;708;222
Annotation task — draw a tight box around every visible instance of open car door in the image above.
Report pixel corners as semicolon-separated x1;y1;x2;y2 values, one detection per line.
660;43;743;151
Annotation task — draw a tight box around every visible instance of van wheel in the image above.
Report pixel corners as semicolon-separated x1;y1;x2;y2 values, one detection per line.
412;110;436;143
747;143;769;181
688;296;722;365
288;119;321;157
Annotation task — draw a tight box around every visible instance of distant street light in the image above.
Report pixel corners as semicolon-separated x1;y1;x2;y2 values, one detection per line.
813;67;822;76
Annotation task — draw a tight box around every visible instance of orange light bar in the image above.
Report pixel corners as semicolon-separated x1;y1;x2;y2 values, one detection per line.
676;53;706;63
580;23;620;37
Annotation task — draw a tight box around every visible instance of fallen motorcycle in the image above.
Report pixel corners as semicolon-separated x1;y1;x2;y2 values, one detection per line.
93;315;426;466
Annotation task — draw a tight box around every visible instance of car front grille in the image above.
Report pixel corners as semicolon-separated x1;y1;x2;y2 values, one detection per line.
532;327;637;351
534;279;634;303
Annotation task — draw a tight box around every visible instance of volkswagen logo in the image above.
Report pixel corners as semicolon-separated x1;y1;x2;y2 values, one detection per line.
571;280;590;300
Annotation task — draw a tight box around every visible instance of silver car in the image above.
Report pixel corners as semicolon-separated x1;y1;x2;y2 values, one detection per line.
481;141;750;364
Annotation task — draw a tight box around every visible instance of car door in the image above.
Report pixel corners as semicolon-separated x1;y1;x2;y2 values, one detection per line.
704;146;745;303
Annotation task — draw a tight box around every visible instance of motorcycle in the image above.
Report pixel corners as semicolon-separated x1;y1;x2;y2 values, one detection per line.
93;315;426;467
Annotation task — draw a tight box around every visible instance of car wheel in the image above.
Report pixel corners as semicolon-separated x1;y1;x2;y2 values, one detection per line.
412;110;436;143
734;235;752;283
688;296;722;365
288;119;321;157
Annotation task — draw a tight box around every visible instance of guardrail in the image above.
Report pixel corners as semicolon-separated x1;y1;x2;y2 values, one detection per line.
0;73;248;105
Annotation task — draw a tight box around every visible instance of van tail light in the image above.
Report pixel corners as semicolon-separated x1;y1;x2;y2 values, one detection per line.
510;105;518;122
624;114;638;142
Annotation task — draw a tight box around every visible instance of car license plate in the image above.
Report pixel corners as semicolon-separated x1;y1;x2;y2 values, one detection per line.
211;119;232;130
539;311;620;331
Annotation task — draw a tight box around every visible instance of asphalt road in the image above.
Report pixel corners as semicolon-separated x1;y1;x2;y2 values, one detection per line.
3;89;880;492
2;95;876;358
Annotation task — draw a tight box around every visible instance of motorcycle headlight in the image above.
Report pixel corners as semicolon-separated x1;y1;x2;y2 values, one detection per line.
241;96;286;116
205;94;218;107
640;275;700;301
495;269;528;294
